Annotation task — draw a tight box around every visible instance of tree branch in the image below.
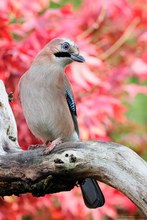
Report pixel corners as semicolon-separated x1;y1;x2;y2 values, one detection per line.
0;80;21;154
0;80;147;216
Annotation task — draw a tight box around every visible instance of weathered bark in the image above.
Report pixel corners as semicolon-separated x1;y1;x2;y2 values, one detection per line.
0;80;147;216
0;80;21;154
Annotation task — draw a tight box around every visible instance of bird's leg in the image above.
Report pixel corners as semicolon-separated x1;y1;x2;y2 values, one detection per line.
43;137;62;155
28;138;62;153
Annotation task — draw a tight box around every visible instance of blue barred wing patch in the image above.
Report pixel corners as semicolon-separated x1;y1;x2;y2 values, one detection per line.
66;87;76;115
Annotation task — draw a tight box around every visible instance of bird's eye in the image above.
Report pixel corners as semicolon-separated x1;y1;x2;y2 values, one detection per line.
62;42;70;50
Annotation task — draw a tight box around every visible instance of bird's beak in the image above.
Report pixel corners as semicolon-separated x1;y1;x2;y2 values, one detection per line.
70;53;85;63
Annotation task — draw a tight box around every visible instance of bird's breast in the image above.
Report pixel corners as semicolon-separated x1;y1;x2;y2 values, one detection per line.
20;77;74;143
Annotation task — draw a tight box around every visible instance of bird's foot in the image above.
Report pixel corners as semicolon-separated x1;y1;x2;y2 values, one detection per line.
28;144;45;150
43;137;62;155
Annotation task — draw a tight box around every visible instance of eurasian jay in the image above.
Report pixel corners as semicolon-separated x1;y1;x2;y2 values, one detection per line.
18;38;105;208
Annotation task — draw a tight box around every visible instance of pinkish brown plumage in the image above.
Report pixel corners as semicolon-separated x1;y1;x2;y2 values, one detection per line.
19;38;81;143
18;38;105;209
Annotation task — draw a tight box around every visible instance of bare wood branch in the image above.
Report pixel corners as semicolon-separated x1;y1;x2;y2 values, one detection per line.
0;142;147;216
0;80;22;153
0;80;147;217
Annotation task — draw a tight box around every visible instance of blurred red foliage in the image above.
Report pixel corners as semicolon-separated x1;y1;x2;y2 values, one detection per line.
0;0;146;219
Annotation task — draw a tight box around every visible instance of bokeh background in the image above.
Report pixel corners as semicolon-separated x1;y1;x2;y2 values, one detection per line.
0;0;147;219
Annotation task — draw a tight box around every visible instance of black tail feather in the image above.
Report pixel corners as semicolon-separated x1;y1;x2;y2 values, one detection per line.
80;178;105;209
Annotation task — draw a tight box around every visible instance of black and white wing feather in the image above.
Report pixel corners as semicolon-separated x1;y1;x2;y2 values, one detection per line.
65;87;79;136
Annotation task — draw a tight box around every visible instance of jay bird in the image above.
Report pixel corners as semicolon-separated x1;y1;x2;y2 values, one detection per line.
18;38;105;208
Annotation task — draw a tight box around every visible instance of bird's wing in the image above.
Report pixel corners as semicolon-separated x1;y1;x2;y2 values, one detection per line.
64;76;80;137
66;86;77;116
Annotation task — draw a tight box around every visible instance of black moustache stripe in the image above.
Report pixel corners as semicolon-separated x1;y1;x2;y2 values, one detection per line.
54;52;71;58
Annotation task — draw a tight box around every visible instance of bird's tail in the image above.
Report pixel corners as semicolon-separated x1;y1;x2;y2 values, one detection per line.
79;178;105;208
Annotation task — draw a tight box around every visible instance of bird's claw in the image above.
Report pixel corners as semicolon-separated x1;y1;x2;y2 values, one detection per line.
43;137;62;155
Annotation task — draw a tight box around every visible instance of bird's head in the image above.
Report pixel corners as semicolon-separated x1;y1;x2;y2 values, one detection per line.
44;38;85;67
